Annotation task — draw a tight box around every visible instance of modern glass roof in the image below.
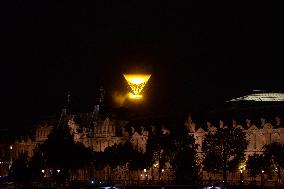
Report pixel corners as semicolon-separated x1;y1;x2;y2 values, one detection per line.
228;90;284;102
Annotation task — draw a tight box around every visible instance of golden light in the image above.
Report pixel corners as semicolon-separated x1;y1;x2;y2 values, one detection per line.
128;93;142;99
123;74;151;99
238;161;246;172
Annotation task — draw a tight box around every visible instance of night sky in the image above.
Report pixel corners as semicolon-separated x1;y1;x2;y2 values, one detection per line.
1;1;284;128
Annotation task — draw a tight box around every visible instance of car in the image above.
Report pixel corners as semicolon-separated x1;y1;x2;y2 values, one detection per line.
203;186;221;189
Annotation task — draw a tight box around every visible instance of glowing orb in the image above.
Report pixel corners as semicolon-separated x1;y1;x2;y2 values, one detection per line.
123;74;151;99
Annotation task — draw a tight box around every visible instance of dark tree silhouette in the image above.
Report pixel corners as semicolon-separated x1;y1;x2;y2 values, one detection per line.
203;127;248;186
9;152;31;183
246;153;271;188
263;142;284;184
173;129;199;185
35;125;94;182
246;154;269;180
29;149;44;181
146;127;175;182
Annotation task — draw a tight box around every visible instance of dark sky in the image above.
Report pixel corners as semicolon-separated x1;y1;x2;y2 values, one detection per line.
1;1;284;127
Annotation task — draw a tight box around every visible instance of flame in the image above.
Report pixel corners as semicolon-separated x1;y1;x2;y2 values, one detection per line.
128;93;142;99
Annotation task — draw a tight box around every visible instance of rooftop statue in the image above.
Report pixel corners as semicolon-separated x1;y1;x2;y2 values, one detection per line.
161;125;171;135
260;117;266;128
246;118;257;130
140;126;149;137
232;119;243;129
275;116;284;128
207;121;217;132
260;117;273;129
219;119;229;129
184;114;196;133
130;126;135;135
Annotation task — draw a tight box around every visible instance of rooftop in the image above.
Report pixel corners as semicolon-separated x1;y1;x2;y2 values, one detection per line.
228;90;284;102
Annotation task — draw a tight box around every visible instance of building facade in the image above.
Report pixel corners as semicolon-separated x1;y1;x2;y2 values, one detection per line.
187;114;284;185
2;108;284;185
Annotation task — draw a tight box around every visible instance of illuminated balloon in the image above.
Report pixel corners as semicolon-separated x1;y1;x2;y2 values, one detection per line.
123;74;151;99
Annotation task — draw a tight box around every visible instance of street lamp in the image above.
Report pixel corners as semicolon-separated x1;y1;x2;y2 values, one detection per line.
240;168;243;184
8;145;13;169
261;170;264;189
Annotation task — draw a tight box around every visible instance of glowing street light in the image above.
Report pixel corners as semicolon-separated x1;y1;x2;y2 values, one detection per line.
261;170;265;189
123;74;151;99
240;168;244;184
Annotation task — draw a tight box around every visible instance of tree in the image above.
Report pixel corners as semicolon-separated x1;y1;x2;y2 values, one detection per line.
102;141;151;183
9;152;31;183
246;153;272;189
29;149;44;181
93;152;107;171
104;143;132;170
103;143;128;184
263;142;284;184
203;127;248;186
246;154;268;179
173;129;199;185
146;128;175;182
35;126;94;182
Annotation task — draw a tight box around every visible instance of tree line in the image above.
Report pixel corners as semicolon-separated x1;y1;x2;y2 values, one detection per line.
8;123;284;187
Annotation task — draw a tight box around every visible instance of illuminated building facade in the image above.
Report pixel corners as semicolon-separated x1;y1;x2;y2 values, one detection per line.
67;114;130;152
188;91;284;184
189;117;284;184
2;90;284;184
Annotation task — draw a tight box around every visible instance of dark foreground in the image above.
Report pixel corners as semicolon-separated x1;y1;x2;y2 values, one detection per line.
2;184;284;189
